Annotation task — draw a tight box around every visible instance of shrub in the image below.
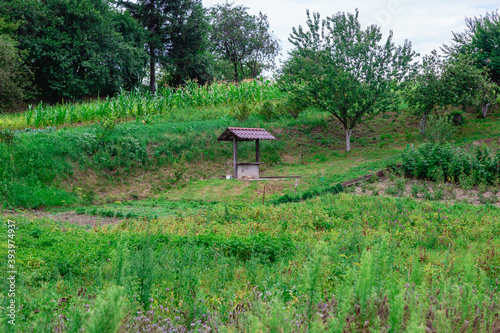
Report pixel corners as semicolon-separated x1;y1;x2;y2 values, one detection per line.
422;114;456;143
234;101;252;121
402;142;500;185
273;183;344;205
258;101;277;120
0;129;15;144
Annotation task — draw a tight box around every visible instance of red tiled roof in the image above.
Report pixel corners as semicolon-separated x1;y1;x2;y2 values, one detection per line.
217;127;276;141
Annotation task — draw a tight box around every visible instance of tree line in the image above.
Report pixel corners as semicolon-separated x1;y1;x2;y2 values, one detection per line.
1;1;499;155
0;0;280;107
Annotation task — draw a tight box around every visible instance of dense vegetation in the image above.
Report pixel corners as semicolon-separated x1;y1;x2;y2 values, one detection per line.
1;4;500;332
0;0;281;107
2;193;499;332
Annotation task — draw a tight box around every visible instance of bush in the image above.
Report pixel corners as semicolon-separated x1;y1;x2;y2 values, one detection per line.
276;98;305;119
258;101;278;120
402;142;500;185
234;101;252;121
422;114;455;143
273;183;344;205
0;130;15;144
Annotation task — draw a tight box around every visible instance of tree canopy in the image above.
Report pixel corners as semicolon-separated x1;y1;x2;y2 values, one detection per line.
120;0;212;91
161;0;212;87
405;51;498;126
279;9;417;152
1;0;148;101
444;10;500;84
210;3;280;82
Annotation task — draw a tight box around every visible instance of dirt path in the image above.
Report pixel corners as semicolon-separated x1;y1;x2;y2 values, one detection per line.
1;210;122;225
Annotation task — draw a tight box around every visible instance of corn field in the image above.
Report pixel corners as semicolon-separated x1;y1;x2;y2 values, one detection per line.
23;80;284;128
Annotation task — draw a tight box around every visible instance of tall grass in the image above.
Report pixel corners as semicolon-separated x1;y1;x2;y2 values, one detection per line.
18;80;284;128
2;193;500;331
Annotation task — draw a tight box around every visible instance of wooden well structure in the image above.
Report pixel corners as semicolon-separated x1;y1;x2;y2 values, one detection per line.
217;127;276;179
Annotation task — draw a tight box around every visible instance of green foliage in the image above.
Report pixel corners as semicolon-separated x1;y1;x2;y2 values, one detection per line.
441;53;498;116
445;10;500;84
403;50;445;125
86;286;125;333
0;129;15;144
19;80;283;128
4;192;500;331
402;142;500;185
160;2;213;86
234;101;252;121
405;51;498;127
172;152;188;183
273;183;344;205
1;0;148;101
120;0;212;91
258;101;277;120
275;96;307;119
0;32;31;109
209;3;280;82
422;114;456;143
280;9;418;152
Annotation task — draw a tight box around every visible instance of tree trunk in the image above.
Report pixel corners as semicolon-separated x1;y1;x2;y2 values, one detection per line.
233;60;239;83
481;103;490;118
419;114;427;134
150;54;156;94
345;129;353;153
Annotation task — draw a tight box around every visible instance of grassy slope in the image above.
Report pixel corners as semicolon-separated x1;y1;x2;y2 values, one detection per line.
1;105;499;210
1;104;500;331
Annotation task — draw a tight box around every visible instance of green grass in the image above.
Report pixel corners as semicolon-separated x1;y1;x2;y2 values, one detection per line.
1;96;500;331
0;107;415;209
2;193;499;331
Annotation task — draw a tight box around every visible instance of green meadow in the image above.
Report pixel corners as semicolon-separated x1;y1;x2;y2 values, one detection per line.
1;83;500;332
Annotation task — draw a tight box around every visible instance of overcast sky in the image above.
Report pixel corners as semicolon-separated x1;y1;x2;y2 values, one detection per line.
202;0;498;66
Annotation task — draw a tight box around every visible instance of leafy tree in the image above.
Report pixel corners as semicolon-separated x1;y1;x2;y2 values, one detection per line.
1;0;148;101
444;10;500;84
118;0;170;93
161;0;212;86
0;18;31;109
403;51;446;133
120;0;211;91
210;3;280;82
441;53;498;118
405;52;498;127
279;10;417;152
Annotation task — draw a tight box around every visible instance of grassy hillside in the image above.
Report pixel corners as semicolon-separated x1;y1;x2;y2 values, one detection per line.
1;90;500;331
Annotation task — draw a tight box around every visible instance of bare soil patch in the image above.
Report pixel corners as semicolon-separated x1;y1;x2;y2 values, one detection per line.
347;174;500;207
2;210;122;225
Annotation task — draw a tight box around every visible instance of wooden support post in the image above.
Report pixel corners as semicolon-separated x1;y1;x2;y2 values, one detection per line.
233;137;238;179
256;139;260;162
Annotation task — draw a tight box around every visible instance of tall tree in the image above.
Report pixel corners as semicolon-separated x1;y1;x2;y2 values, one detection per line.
120;0;211;91
442;53;498;118
443;10;500;84
120;0;173;93
162;0;212;86
279;10;417;152
405;51;498;126
246;12;281;79
1;0;148;101
210;3;280;82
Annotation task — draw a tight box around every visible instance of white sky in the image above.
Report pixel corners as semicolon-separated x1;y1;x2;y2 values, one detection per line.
202;0;499;67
